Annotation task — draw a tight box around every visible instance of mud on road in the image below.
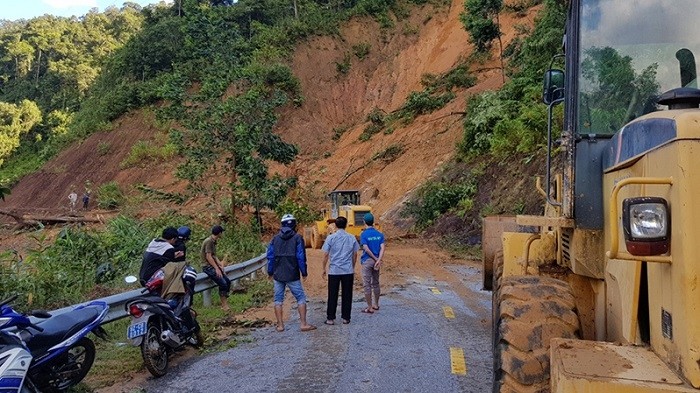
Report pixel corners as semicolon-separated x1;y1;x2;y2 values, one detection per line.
98;239;493;393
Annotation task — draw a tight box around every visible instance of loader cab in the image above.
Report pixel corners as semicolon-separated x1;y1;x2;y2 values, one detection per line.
541;0;700;389
544;0;700;229
328;190;360;219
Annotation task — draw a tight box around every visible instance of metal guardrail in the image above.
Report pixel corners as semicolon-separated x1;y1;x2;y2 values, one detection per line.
48;253;267;324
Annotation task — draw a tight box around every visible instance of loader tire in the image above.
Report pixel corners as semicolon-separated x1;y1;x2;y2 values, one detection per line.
493;275;580;393
491;250;504;350
311;226;323;249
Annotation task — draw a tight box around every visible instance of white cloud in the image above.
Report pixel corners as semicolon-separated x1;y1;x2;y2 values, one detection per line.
42;0;98;9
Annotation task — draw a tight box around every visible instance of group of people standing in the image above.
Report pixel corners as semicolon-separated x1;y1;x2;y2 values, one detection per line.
266;212;385;332
138;211;386;332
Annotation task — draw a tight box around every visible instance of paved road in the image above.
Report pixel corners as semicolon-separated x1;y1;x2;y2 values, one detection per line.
137;263;492;392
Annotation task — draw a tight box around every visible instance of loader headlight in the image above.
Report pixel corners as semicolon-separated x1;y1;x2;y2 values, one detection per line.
622;197;670;256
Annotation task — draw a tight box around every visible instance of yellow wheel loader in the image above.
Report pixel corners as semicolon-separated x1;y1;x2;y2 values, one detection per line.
308;190;377;249
485;1;700;391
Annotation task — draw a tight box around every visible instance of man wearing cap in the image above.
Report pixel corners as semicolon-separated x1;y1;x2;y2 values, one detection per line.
360;213;385;312
139;226;184;286
267;214;316;332
201;225;231;311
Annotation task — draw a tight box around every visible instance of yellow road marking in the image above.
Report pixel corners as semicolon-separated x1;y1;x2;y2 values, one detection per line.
430;287;441;294
443;306;455;319
450;347;467;375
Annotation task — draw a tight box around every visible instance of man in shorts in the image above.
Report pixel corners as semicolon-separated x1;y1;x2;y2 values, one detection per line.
267;214;316;332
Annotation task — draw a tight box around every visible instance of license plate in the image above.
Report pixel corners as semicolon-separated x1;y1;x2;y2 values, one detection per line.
127;321;147;339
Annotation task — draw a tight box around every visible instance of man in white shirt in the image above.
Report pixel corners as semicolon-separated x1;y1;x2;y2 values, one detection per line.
321;216;359;325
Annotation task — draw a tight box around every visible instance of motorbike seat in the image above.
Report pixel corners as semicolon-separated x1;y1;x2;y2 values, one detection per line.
26;306;100;355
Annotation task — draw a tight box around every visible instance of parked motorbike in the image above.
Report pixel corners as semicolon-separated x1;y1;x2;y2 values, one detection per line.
125;266;202;377
0;294;108;392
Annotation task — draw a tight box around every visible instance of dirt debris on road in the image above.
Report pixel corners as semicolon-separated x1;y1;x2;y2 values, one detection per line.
95;238;484;393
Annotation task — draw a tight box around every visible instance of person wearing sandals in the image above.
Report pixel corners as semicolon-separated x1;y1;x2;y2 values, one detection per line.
321;216;359;325
360;213;385;313
267;214;317;332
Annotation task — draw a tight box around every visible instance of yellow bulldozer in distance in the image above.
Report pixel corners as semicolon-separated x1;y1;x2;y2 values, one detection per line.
304;190;376;249
484;0;700;392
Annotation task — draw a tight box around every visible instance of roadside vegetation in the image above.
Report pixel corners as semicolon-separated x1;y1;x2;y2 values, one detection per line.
0;214;264;310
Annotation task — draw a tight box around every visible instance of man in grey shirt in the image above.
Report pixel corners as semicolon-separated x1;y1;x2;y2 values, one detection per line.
321;216;359;325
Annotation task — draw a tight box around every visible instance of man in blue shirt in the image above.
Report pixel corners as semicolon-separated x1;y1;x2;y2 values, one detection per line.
360;213;385;312
322;216;359;324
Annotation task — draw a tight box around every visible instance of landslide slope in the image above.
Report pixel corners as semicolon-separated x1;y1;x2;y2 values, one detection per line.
0;0;540;234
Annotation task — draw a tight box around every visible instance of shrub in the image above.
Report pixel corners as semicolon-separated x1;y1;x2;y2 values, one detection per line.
403;180;477;229
352;42;371;59
335;53;352;75
397;91;455;119
372;144;405;163
274;198;320;225
97;182;124;210
359;107;386;141
332;125;349;141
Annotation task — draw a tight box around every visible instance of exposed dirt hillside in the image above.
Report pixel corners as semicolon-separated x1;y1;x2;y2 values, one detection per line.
0;0;541;238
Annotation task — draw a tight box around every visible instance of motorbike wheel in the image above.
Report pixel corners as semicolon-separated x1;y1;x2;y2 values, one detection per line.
37;337;96;392
141;319;169;377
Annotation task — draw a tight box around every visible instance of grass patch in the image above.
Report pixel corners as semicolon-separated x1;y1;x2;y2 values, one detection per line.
120;141;177;169
0;149;45;186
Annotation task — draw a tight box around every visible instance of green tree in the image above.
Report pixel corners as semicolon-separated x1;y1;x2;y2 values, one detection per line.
460;0;503;53
0;100;41;165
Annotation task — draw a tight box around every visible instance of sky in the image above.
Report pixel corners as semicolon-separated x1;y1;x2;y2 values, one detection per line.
1;0;172;21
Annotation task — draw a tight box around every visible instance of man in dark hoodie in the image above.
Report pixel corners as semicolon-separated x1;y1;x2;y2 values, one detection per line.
139;226;183;286
267;214;317;332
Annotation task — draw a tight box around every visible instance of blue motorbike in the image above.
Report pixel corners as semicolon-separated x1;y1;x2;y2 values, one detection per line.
0;294;108;392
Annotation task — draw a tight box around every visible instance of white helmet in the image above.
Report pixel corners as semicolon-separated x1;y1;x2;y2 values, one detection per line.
281;213;297;228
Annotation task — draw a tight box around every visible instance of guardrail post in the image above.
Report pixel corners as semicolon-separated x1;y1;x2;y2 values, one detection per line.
250;270;257;280
202;288;212;306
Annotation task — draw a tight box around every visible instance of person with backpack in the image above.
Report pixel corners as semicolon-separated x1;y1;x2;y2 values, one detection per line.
139;227;183;286
267;214;316;332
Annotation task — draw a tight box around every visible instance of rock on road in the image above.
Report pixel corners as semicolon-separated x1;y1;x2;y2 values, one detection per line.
115;242;493;393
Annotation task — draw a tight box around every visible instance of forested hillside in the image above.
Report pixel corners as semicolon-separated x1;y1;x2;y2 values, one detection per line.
0;4;144;168
0;0;568;308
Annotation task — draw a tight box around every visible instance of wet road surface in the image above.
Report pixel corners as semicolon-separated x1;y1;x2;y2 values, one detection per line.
136;262;492;392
